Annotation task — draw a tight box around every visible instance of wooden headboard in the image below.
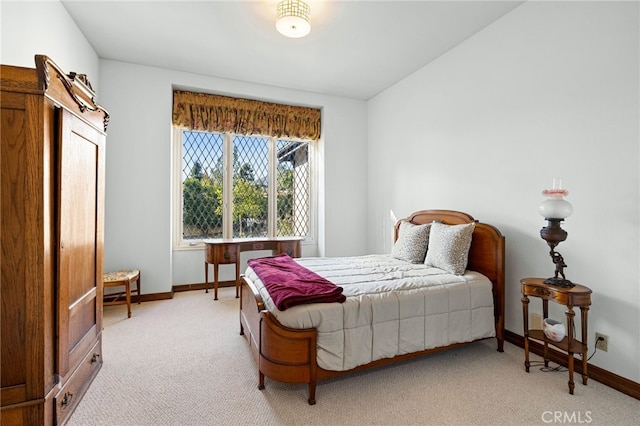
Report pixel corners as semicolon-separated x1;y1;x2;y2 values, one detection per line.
394;210;505;349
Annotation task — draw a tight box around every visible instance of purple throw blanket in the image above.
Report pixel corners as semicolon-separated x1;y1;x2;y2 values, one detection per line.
247;254;346;310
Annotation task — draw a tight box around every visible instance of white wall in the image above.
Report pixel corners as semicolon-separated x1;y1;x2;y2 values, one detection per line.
0;1;99;89
367;1;639;382
97;60;368;292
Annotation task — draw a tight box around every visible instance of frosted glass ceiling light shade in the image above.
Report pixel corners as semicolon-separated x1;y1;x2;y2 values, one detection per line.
276;0;311;38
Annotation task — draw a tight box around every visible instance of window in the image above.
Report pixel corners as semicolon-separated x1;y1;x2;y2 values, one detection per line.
173;129;315;247
171;90;320;248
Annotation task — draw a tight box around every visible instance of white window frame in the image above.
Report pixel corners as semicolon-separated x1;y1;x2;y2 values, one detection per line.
172;127;317;250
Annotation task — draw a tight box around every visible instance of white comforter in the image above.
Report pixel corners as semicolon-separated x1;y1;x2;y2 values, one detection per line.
244;254;496;372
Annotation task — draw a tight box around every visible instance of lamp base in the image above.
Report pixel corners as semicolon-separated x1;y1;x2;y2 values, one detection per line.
543;277;574;288
540;219;567;248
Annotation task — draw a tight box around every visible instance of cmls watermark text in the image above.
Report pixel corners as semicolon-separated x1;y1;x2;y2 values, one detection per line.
542;411;593;424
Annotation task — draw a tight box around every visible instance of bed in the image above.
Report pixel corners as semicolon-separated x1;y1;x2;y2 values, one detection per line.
239;210;505;404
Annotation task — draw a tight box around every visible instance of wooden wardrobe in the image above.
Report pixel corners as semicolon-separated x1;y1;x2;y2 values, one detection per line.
1;55;108;425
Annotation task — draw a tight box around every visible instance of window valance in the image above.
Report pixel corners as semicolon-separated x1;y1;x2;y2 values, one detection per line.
172;91;321;141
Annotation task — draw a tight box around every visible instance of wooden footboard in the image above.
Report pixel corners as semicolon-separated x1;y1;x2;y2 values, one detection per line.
239;210;505;404
240;277;319;404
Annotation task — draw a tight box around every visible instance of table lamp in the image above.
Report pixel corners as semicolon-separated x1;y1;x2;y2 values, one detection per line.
538;178;574;287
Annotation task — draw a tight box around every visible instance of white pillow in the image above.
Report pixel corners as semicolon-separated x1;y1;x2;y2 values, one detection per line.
391;221;431;263
424;221;475;275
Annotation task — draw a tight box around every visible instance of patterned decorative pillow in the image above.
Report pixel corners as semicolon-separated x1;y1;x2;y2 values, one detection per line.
424;221;476;275
391;221;431;263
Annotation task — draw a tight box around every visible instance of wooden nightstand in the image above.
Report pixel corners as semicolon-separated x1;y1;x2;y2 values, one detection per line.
521;277;592;394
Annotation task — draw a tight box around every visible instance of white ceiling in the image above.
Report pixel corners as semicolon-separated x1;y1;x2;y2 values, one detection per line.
61;0;524;100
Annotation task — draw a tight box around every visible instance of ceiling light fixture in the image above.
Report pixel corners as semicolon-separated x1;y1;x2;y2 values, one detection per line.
276;0;311;38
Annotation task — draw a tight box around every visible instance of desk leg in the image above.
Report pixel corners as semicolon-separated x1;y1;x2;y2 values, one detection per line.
213;263;219;301
235;256;240;298
522;295;530;372
235;245;241;299
566;306;576;395
204;262;209;293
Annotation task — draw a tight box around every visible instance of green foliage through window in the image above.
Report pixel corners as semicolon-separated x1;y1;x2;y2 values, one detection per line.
180;131;310;241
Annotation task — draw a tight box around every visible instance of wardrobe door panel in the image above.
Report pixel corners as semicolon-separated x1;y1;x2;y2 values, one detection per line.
1;89;56;422
57;108;104;377
1;99;30;397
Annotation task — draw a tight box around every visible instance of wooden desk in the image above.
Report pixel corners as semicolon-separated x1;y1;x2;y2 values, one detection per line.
204;237;302;300
521;277;592;395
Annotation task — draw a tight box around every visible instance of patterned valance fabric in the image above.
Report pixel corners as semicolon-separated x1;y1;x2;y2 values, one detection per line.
172;91;321;141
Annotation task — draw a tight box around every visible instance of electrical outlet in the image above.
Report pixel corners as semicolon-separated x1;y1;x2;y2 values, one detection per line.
531;313;543;330
595;332;608;352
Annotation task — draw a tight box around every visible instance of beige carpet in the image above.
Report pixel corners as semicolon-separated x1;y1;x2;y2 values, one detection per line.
68;288;638;425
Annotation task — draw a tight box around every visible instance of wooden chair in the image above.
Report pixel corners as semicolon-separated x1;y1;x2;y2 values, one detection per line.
103;269;141;318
